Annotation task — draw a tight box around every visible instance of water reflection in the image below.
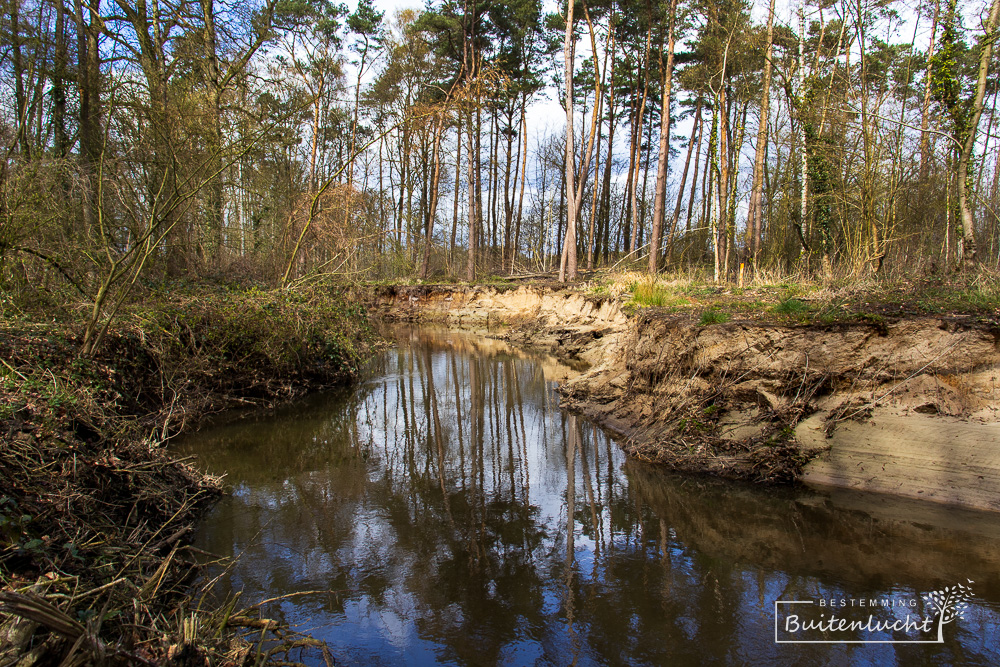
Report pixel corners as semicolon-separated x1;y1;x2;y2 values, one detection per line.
175;327;1000;666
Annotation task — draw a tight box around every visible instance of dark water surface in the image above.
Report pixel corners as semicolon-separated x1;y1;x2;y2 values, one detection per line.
174;327;1000;666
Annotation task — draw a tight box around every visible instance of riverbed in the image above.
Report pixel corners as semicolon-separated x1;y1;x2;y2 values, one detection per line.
174;327;1000;665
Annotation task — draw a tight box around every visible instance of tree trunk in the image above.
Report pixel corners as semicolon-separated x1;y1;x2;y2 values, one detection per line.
487;111;500;256
727;100;748;269
347;41;370;186
627;24;653;257
639;102;655;250
474;105;484;263
511;102;529;274
747;0;776;262
396;121;408;248
559;0;578;282
11;0;30;158
920;0;941;183
420;113;448;279
649;0;679;275
710;102;721;282
74;0;101;233
586;36;609;271
957;0;1000;267
715;84;730;279
622;102;638;255
667;99;702;260
798;3;810;264
467;108;478;281
75;0;101;167
201;0;225;259
556;155;566;268
309;93;323;192
450;119;462;272
597;93;616;264
686;107;704;239
53;0;70;158
502;109;516;267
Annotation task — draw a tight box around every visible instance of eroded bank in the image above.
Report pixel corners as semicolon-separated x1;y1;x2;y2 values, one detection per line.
376;284;1000;511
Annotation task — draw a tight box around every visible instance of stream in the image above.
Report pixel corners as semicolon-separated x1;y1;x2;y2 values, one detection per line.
174;327;1000;666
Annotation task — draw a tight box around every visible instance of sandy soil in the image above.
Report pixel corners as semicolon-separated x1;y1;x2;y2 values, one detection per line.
376;284;1000;510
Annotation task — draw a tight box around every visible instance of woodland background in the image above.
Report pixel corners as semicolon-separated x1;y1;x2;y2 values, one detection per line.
3;0;1000;322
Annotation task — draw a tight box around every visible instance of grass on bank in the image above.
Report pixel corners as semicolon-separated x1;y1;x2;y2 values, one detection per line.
0;283;379;665
698;308;732;326
580;267;1000;325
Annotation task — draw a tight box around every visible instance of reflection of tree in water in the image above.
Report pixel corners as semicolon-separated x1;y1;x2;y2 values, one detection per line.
346;335;745;664
370;340;552;664
179;329;1000;666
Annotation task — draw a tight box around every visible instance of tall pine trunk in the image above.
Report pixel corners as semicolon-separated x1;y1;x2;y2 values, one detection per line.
667;99;702;260
559;0;578;282
649;0;678;275
747;0;776;263
956;0;1000;267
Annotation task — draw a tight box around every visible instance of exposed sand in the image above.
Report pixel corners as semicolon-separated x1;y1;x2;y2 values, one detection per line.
377;284;1000;511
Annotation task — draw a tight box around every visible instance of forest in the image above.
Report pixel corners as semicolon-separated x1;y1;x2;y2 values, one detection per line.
3;0;1000;314
6;1;1000;661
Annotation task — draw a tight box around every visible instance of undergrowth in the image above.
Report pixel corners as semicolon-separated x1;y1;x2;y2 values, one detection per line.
581;267;1000;325
0;283;379;665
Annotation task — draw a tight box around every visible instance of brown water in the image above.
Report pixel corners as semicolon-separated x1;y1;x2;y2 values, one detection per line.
174;327;1000;666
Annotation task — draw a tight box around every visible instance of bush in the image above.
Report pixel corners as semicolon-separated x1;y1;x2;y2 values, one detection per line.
0;283;379;664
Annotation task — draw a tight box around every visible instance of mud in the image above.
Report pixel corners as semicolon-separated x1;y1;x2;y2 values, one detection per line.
376;285;1000;510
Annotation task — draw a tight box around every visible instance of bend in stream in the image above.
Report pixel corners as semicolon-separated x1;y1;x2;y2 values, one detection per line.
174;327;1000;666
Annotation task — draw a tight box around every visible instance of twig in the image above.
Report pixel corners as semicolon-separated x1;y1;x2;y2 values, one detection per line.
74;577;132;601
0;356;29;382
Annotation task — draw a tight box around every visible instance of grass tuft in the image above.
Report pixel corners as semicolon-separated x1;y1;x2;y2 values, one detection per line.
699;308;731;326
628;279;693;309
772;297;810;316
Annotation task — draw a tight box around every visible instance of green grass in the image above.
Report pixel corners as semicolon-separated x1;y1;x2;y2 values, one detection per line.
630;281;691;308
909;285;1000;314
772;297;810;316
699;308;731;326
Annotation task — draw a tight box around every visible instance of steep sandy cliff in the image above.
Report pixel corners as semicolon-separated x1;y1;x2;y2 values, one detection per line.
377;285;1000;510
